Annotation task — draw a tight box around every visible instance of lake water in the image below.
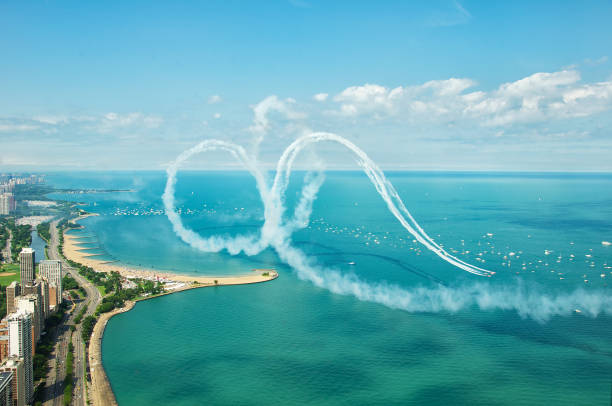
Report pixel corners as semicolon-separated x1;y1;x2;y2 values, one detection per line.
47;171;612;405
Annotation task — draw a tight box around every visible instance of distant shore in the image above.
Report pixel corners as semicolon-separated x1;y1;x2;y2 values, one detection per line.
62;214;278;406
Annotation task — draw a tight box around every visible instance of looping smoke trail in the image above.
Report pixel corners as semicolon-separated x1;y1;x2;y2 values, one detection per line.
162;139;269;255
163;132;612;322
272;133;494;276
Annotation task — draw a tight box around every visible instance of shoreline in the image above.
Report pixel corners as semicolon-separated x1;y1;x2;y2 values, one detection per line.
62;214;279;405
88;301;135;406
63;214;278;286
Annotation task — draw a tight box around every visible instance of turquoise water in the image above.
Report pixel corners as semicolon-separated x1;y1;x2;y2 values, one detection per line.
46;171;612;405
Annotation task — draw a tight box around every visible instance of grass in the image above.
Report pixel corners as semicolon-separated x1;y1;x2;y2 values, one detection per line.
96;284;106;296
0;264;20;284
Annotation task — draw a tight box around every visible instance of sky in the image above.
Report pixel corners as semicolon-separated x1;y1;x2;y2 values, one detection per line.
1;0;612;171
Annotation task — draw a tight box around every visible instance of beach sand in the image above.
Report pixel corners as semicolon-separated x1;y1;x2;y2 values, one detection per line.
63;215;278;285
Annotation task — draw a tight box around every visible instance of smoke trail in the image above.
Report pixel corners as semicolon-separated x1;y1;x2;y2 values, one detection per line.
163;132;612;322
272;133;494;276
286;170;325;232
256;234;612;323
162;139;269;255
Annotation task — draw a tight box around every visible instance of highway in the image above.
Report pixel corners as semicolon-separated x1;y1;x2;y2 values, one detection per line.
41;220;102;406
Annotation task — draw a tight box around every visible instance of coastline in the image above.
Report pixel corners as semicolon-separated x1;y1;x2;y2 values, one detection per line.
88;301;135;406
62;214;279;405
63;214;278;286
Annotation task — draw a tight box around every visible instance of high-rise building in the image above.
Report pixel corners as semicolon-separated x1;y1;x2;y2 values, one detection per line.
38;260;62;307
5;283;20;316
0;371;12;406
0;193;15;216
0;337;8;365
0;357;24;406
22;281;46;325
18;249;34;286
7;311;32;405
48;285;58;309
15;297;39;354
0;195;8;216
0;320;9;364
38;281;50;321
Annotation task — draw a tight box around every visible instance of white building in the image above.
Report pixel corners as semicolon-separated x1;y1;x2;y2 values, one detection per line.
15;296;40;344
0;193;15;216
18;249;35;286
38;260;62;307
7;312;32;405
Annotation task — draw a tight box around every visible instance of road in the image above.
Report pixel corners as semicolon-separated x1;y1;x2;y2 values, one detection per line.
41;219;102;406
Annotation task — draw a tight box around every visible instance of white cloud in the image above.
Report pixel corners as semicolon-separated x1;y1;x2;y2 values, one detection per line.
328;69;612;127
208;94;222;104
93;112;163;133
313;93;329;102
422;77;476;96
333;84;402;116
497;70;579;96
213;112;221;119
0;123;39;132
249;95;305;134
32;115;70;125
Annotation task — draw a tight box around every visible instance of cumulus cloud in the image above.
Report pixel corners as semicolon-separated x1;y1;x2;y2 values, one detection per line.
249;95;305;135
329;69;612;127
313;93;329;102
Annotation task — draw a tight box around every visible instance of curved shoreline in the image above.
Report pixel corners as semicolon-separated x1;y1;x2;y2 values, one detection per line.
88;301;135;406
62;214;279;405
63;214;278;285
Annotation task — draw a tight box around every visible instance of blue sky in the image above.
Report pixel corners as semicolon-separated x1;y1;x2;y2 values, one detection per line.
1;0;611;171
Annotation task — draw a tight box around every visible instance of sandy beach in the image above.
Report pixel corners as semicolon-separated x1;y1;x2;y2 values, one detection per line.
62;215;278;286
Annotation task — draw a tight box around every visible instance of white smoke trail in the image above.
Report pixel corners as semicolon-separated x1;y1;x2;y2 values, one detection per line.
163;132;612;322
162;139;269;255
286;170;325;233
272;133;494;276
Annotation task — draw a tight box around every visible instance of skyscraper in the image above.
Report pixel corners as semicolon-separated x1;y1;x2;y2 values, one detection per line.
0;193;15;216
15;297;40;353
39;280;50;321
21;282;45;328
38;260;62;307
0;371;12;406
5;283;20;316
0;357;24;406
18;249;34;286
7;311;32;405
